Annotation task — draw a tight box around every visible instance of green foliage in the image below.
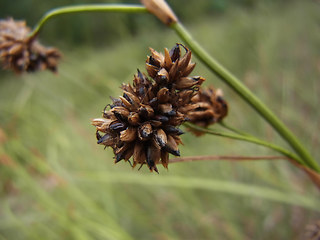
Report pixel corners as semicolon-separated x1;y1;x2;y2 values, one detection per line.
0;1;320;239
0;0;296;47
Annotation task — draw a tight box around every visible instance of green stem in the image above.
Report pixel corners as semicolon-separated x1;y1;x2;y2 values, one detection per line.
219;121;250;136
30;4;147;38
173;22;320;172
184;122;303;165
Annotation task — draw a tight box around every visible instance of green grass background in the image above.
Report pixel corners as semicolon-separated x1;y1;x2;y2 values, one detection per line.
0;1;320;239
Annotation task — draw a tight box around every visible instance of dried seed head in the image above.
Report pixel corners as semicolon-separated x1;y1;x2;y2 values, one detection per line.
183;86;228;135
92;44;208;172
146;44;202;87
0;18;61;73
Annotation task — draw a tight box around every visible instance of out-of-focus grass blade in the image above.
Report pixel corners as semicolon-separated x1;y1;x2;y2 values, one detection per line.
75;172;320;211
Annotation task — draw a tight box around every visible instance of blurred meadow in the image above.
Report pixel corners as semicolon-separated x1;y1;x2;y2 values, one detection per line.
1;0;320;239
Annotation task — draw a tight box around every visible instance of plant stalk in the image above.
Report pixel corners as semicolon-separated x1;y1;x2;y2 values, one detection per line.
30;4;148;38
184;122;303;165
173;22;320;172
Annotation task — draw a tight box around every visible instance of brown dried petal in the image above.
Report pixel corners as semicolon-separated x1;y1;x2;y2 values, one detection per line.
120;127;137;142
138;104;154;118
161;151;169;169
164;47;173;70
178;49;192;72
155;68;169;84
168;59;179;81
111;106;130;120
97;133;115;146
133;143;146;164
154;128;167;148
169;44;180;62
146;62;158;78
123;91;140;105
182;62;196;77
128;112;140;126
119;96;133;109
146;143;161;172
157;87;170;103
175;77;201;90
159;103;175;116
138;123;153;140
164;135;180;156
149;47;164;66
91;118;114;132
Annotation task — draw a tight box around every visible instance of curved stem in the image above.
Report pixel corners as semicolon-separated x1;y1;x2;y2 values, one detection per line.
184;122;303;165
172;22;320;172
30;4;147;38
219;121;249;136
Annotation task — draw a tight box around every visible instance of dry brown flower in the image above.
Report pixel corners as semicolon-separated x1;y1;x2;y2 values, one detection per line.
141;0;178;26
0;18;61;73
92;44;205;172
182;86;228;135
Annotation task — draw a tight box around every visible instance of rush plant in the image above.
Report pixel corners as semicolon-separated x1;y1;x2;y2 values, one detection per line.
1;0;319;188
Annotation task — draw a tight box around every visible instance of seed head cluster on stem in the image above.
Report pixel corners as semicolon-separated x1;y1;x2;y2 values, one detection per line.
92;44;228;172
0;18;61;73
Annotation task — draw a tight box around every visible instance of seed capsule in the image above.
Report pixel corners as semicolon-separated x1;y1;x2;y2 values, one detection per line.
149;47;164;67
163;125;184;135
159;103;173;115
154;129;167;148
168;59;179;81
123;91;140;105
91;118;113;132
112;106;130;121
8;44;23;55
133;143;146;164
164;48;173;70
146;62;158;78
119;96;132;109
175;76;204;90
120;127;136;142
156;68;169;84
138;104;154;118
97;133;115;146
169;44;180;62
164;135;180;156
128;112;140;125
154;115;169;123
157;87;170;103
178;49;192;72
161;151;169;169
182;62;196;77
146;144;160;173
109;122;127;132
138;123;153;140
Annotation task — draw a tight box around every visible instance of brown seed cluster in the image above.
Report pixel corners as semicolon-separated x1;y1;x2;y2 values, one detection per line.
92;44;228;172
0;18;61;73
92;44;206;172
181;86;228;135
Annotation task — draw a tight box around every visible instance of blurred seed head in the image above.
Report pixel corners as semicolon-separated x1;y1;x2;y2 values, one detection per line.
0;18;61;74
182;86;228;135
